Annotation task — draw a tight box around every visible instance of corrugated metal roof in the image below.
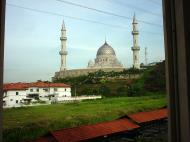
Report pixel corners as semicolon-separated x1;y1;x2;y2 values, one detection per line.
28;108;168;142
128;108;167;123
51;118;140;142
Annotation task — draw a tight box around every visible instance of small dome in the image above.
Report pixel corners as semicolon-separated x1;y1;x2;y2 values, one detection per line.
97;41;115;56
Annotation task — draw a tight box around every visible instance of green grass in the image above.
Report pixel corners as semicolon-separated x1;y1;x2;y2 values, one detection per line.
3;94;167;142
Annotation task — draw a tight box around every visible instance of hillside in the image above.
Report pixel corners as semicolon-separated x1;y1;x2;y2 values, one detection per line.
54;69;143;97
54;61;166;97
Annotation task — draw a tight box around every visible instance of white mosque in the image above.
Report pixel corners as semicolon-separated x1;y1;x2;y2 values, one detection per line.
53;14;140;80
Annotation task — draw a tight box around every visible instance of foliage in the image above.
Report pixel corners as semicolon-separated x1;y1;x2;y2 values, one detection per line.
116;86;128;96
143;61;166;92
99;85;111;96
128;61;166;96
53;69;142;85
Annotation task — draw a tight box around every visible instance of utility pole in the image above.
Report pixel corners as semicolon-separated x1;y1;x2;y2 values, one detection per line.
145;47;148;65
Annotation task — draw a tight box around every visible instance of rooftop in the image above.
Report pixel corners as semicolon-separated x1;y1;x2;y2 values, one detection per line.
127;108;167;123
3;82;70;91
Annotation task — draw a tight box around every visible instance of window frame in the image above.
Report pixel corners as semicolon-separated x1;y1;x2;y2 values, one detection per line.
0;0;190;142
163;0;190;141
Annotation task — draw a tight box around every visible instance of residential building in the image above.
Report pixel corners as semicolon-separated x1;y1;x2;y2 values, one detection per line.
3;82;71;108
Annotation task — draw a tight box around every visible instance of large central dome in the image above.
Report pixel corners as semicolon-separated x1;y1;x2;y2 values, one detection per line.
97;41;115;56
87;40;123;69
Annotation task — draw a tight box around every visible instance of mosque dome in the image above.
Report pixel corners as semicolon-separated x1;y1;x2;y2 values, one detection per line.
97;41;116;56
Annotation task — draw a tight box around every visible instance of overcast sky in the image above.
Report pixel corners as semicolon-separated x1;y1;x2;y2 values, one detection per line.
4;0;164;83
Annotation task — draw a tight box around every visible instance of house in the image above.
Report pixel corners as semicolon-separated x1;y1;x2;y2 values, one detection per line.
3;82;71;108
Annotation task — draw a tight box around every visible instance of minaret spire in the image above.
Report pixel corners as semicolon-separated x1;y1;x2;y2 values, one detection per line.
62;20;65;30
131;13;140;69
59;20;67;71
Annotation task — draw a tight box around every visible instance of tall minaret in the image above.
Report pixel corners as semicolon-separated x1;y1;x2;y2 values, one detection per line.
59;20;67;71
131;13;140;69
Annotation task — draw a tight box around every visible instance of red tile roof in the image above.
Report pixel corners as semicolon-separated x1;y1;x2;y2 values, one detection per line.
51;118;139;142
29;82;70;88
128;108;167;123
3;82;70;91
3;83;29;91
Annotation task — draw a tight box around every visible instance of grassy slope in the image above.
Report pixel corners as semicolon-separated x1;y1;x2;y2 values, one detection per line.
75;79;134;96
3;94;166;142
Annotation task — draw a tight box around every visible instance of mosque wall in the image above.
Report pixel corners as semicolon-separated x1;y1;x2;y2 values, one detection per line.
52;68;125;80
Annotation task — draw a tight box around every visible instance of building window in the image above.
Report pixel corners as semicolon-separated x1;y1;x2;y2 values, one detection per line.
16;92;19;95
36;88;39;92
16;100;18;103
30;89;33;92
3;101;6;106
43;88;49;92
4;92;7;97
54;88;58;91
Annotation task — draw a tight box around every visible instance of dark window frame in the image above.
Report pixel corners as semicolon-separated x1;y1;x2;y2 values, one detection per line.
54;88;58;91
1;0;190;142
163;0;190;141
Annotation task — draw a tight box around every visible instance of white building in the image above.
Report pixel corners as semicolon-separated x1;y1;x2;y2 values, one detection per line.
3;82;71;108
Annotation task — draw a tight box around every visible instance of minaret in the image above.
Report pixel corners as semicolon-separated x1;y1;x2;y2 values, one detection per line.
59;20;67;71
131;13;140;69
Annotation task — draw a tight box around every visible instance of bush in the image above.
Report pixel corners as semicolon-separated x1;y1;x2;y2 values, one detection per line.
99;85;111;96
144;61;166;92
116;86;128;96
127;83;144;97
80;88;99;95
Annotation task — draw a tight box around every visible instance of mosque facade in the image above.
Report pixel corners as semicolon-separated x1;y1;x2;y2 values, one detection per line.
53;15;140;80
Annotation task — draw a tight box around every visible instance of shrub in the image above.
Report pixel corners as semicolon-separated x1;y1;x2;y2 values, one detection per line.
144;61;166;92
127;84;144;97
99;85;111;96
116;86;128;96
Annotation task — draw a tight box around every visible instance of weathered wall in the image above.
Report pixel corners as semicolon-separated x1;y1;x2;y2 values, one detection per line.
53;68;125;80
